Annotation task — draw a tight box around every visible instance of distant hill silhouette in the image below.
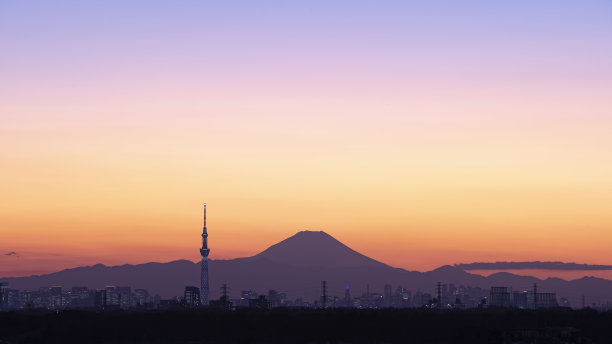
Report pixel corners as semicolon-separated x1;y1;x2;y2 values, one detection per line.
2;231;611;307
455;261;612;270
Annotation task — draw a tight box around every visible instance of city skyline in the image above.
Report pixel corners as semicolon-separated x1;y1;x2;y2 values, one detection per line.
0;279;570;311
3;229;612;310
2;1;612;277
3;228;606;311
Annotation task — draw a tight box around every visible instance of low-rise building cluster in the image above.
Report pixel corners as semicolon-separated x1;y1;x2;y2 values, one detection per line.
3;281;610;312
0;283;155;311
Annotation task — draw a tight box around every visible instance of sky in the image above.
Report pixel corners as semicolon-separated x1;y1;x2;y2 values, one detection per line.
1;0;611;277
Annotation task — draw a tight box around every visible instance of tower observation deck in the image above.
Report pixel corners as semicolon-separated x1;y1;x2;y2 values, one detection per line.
200;203;210;306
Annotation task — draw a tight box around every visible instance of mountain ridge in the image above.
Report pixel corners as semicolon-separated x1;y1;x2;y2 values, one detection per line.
455;261;612;271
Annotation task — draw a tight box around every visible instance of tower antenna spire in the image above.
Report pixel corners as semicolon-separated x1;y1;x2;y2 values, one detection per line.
203;202;207;228
200;203;210;306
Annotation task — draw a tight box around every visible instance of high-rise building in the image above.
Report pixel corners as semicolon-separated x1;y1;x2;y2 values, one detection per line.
384;284;392;307
35;288;52;309
94;290;107;308
513;291;528;309
71;287;92;309
0;283;8;311
200;203;210;306
489;287;511;307
267;289;285;308
184;286;201;308
134;289;150;307
535;293;559;308
49;287;62;310
105;286;119;307
344;283;352;308
117;286;132;309
238;290;254;307
7;289;21;310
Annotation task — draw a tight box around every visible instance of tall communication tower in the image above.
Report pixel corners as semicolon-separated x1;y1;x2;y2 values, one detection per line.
200;203;210;306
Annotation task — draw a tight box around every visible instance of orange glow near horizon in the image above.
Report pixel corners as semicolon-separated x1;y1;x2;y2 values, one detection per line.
1;95;612;277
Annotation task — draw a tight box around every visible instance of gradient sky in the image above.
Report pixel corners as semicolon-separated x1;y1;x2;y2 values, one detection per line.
1;0;611;277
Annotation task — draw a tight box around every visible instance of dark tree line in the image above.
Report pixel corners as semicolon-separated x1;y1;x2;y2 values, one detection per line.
0;308;609;343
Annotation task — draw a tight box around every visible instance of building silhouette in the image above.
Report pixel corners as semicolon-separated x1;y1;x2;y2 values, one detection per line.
344;283;351;307
0;283;7;311
384;284;392;307
513;291;528;309
184;286;200;308
535;293;559;308
70;287;92;308
134;289;151;307
94;290;106;309
248;295;271;309
117;286;132;309
489;287;511;307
